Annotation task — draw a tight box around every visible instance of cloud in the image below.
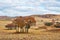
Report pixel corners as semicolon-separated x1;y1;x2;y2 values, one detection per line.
40;0;60;13
0;0;60;17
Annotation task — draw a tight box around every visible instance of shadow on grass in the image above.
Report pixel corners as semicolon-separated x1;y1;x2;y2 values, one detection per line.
45;30;60;33
4;29;10;30
4;29;15;30
7;32;31;35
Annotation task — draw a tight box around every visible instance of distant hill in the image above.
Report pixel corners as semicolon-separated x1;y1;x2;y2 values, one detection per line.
0;14;60;20
31;14;60;18
0;16;15;21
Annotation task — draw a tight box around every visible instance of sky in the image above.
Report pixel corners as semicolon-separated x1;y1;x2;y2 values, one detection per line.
0;0;60;17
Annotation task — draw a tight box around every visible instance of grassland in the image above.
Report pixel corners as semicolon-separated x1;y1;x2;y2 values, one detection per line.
0;19;60;40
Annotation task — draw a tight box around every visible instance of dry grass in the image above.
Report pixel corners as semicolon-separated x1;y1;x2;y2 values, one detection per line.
0;20;60;40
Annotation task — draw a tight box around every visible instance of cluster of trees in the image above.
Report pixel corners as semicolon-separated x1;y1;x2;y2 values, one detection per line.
5;16;36;33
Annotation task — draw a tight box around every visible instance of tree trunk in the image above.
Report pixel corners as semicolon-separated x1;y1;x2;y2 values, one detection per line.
22;28;24;32
16;27;19;32
20;28;24;33
25;28;28;33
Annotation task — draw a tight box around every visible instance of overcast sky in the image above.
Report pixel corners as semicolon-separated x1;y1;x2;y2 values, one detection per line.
0;0;60;17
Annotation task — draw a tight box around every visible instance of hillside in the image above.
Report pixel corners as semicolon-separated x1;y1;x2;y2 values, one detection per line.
31;14;59;18
0;14;60;21
0;16;15;20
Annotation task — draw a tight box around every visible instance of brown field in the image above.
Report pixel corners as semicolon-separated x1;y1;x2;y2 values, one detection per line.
0;17;60;40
